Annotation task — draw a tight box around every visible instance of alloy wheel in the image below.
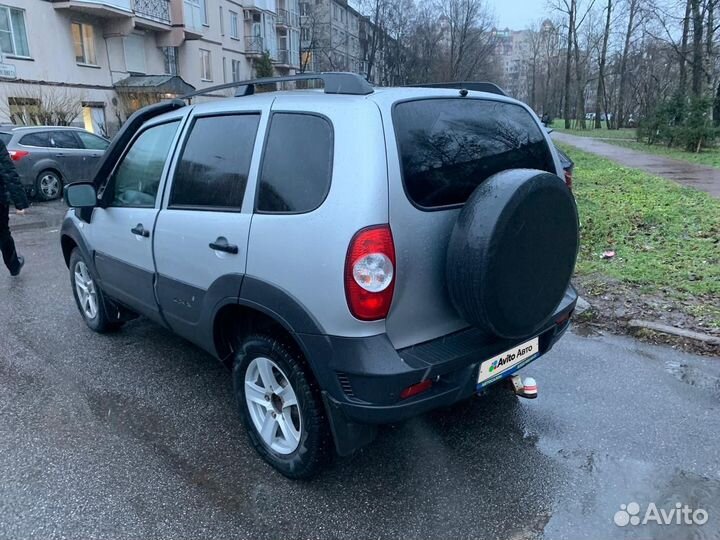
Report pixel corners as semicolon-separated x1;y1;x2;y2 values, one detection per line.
74;261;98;320
244;356;302;454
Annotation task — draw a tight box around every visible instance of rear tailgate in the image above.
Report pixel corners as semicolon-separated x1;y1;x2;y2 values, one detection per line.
381;95;559;349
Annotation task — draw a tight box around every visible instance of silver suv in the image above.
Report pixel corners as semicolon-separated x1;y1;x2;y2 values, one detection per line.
60;74;579;478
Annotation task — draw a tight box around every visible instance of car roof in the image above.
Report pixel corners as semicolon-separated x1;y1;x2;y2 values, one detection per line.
161;85;526;121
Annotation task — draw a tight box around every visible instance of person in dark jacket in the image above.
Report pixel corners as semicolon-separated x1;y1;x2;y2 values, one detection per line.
0;139;29;276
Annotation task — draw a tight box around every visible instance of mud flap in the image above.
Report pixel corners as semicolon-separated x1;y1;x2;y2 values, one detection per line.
322;391;378;457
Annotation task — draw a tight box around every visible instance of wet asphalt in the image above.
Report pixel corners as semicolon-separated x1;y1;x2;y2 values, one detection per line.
1;207;719;540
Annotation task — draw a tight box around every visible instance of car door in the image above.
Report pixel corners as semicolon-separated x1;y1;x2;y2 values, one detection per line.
89;119;183;323
48;130;87;182
75;131;110;180
153;110;263;342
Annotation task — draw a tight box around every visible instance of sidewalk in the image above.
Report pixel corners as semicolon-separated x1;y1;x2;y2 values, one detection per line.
552;132;720;199
9;200;67;232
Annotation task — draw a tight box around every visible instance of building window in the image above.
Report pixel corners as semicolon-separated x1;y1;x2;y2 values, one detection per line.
229;11;239;39
202;0;208;25
72;22;96;65
200;48;212;81
124;34;147;74
222;56;227;83
299;2;309;16
162;46;178;75
219;6;224;36
231;59;242;82
301;27;310;42
0;5;29;57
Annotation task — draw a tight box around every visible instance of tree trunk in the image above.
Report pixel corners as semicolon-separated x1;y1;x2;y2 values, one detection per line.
572;15;586;129
677;0;692;103
595;0;612;129
690;0;704;98
563;0;576;129
616;0;638;129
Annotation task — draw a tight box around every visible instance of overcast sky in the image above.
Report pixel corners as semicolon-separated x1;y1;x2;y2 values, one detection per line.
490;0;551;30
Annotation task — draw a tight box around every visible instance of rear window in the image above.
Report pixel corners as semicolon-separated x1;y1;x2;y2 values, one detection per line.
256;113;333;214
393;98;555;208
19;132;52;147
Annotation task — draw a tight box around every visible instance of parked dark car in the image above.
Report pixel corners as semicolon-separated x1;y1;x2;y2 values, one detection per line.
1;126;110;201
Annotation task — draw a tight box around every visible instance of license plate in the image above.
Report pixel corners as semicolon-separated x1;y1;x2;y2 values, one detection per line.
477;336;540;388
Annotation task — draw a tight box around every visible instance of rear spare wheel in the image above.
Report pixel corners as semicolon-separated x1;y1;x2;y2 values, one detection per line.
446;169;578;339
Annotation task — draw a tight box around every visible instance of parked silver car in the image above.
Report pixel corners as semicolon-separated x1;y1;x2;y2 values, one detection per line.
0;126;110;201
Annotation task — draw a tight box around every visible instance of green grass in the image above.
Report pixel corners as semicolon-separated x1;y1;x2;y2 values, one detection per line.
559;143;720;309
602;139;720;169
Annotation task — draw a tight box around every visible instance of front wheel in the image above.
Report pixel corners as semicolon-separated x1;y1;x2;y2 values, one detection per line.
35;170;62;201
233;335;332;479
69;248;122;333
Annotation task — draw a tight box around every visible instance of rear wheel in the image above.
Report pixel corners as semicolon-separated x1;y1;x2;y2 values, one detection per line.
35;170;62;201
69;248;122;333
233;334;332;479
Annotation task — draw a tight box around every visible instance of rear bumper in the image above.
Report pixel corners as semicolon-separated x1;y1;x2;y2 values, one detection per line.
299;286;578;455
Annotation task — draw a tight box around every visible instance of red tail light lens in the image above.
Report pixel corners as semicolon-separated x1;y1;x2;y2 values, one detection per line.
9;150;29;161
400;379;433;400
344;224;396;321
564;168;573;190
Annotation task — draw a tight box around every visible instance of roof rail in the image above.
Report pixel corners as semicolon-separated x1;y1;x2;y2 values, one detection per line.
407;81;507;97
180;72;374;100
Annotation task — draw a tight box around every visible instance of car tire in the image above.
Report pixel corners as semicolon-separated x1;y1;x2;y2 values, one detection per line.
233;334;332;479
69;248;123;333
35;170;63;201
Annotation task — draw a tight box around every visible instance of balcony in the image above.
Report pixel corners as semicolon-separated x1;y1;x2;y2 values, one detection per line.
49;0;133;18
245;36;264;57
133;0;170;24
276;8;289;27
274;49;293;67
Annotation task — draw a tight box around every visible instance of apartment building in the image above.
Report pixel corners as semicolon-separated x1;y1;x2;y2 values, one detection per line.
492;27;532;101
0;0;300;135
299;0;384;84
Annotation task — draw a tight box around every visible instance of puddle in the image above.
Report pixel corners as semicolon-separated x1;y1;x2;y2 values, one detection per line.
665;360;720;396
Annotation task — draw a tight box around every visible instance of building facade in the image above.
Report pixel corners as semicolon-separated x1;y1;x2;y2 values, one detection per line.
299;0;384;84
0;0;301;135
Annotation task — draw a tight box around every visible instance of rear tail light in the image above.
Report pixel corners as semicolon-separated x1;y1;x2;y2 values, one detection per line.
563;168;573;190
9;150;29;161
344;224;396;321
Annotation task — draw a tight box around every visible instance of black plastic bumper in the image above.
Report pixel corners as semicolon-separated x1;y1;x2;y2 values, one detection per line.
298;286;577;455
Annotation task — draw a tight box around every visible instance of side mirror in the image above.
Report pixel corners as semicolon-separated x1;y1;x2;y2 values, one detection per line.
64;182;97;208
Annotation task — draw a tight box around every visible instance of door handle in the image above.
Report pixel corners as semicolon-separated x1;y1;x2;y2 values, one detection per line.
131;224;150;238
209;236;239;254
55;153;65;157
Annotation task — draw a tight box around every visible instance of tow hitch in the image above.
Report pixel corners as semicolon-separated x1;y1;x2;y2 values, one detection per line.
509;375;538;399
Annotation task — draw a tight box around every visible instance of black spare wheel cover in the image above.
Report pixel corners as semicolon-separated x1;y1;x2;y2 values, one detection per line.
446;169;579;340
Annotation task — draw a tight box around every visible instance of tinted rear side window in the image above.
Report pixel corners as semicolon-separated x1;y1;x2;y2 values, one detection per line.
393;99;555;208
19;132;52;147
170;114;260;210
0;133;11;145
257;113;333;213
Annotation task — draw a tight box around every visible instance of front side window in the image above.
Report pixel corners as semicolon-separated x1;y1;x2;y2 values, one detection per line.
0;5;29;57
257;113;333;214
393;98;555;209
200;48;212;81
170;114;260;210
76;131;109;150
72;22;96;65
111;121;180;207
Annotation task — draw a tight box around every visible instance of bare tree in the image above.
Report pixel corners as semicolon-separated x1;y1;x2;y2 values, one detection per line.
594;0;613;127
1;84;83;126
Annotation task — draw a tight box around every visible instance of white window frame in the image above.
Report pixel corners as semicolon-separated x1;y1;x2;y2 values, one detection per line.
200;48;212;81
229;10;239;39
72;22;97;66
0;5;30;58
219;6;224;36
231;59;242;82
